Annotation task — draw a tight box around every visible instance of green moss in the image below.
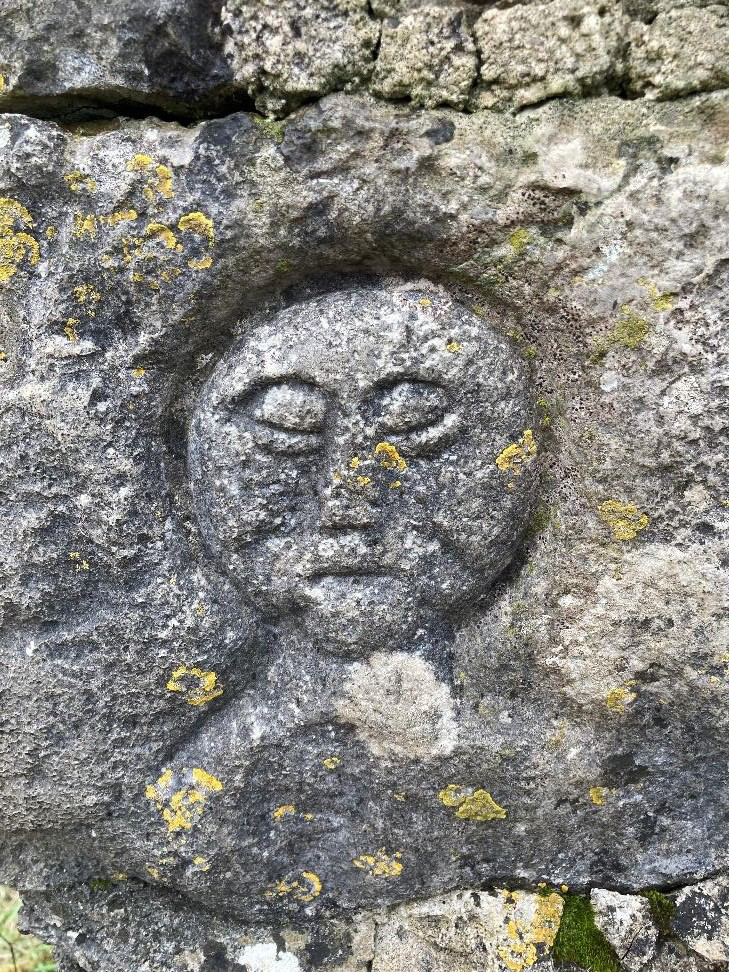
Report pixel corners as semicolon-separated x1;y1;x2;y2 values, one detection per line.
526;503;556;538
641;890;676;937
275;257;291;274
252;115;287;144
612;312;649;349
552;894;621;972
589;308;650;364
508;227;532;255
89;878;113;890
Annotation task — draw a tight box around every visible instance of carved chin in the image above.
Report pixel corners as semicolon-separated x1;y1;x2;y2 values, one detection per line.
295;574;423;657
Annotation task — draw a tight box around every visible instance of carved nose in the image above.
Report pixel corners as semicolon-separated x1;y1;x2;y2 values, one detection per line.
319;482;376;531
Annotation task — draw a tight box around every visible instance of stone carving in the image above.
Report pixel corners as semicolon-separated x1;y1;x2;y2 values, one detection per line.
189;283;536;662
120;282;537;917
1;60;728;969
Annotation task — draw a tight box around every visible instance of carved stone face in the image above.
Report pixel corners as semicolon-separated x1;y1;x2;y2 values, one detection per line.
189;285;535;656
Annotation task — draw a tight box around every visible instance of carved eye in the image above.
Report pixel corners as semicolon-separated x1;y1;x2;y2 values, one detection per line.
377;381;457;454
249;381;327;454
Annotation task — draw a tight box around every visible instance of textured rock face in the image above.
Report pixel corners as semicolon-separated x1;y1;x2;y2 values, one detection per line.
0;2;728;971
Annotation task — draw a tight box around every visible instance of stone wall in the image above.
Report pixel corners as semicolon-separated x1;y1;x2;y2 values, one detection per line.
0;2;727;970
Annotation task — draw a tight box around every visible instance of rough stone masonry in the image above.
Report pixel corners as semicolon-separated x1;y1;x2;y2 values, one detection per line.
0;1;728;970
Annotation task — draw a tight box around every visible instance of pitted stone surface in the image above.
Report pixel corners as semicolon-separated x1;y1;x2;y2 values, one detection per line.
371;6;477;109
2;1;729;118
473;0;622;110
220;0;380;115
626;6;729;99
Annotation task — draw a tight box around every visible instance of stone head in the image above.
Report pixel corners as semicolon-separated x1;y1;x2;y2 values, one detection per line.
188;283;536;657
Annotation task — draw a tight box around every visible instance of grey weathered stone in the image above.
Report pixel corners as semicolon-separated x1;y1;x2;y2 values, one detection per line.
473;0;623;110
0;0;231;117
220;0;380;115
626;6;729;100
673;877;729;964
1;90;727;969
371;6;478;109
591;889;658;970
370;888;563;971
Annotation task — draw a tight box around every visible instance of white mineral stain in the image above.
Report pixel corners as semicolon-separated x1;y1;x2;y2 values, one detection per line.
237;943;302;971
336;652;457;761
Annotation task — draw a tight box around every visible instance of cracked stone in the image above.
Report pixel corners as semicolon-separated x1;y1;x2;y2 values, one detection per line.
590;889;659;971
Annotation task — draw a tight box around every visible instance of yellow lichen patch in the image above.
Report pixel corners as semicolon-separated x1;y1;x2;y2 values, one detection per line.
352;849;403;878
64;170;97;193
273;805;296;821
46;226;56;239
0;75;4;92
166;666;223;706
418;297;432;307
589;786;608;805
322;756;341;770
64;319;80;342
438;784;507;821
132;366;146;378
73;212;98;239
637;277;674;312
613;311;650;349
446;340;462;352
597;499;649;541
0;351;6;362
0;197;40;283
178;211;215;270
348;456;361;469
355;475;372;488
192;856;211;872
508;227;532;256
127;155;174;204
606;685;637;714
497;891;563;970
146;864;161;880
153;165;174;200
393;791;407;802
146;766;224;834
374;441;407;472
495;429;537;480
101;209;139;227
143;221;181;251
265;871;322;903
390;479;402;489
74;283;101;316
128;154;154;171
